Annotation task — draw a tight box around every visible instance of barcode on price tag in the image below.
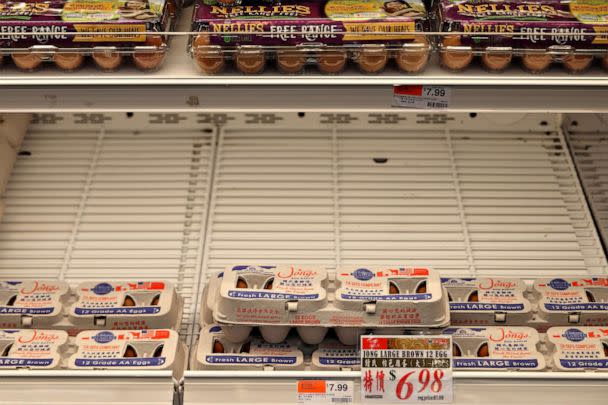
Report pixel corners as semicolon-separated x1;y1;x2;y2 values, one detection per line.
393;86;451;109
360;335;453;403
297;380;354;404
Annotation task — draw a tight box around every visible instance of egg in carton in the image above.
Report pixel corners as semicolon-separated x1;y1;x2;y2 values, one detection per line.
311;339;360;371
68;329;186;376
545;327;608;371
192;324;304;370
533;277;608;326
444;326;545;371
0;329;68;369
442;278;533;325
0;280;70;329
206;265;449;346
67;281;183;331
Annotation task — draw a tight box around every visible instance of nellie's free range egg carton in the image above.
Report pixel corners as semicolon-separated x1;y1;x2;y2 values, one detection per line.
546;327;608;371
204;265;450;345
192;324;304;370
445;326;545;371
442;277;533;325
0;280;70;328
534;277;608;326
0;329;68;369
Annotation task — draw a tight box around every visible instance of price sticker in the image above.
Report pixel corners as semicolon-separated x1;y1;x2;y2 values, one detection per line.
360;336;453;403
297;380;354;404
393;85;451;109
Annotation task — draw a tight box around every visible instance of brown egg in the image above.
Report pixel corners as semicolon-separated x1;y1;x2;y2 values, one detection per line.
12;53;43;70
263;278;274;290
193;34;225;75
276;49;306;74
585;290;596;303
481;52;512;72
389;282;400;295
6;295;16;306
151;295;160;306
521;53;552;73
53;53;85;71
357;47;388;74
416;281;427;294
440;35;473;71
123;296;136;307
133;35;166;71
239;341;251;353
468;291;479;302
152;344;164;357
212;340;225;353
1;343;13;357
477;343;489;357
92;52;123;71
603;342;608;357
452;343;462;357
563;54;593;73
395;36;429;73
235;48;265;74
317;49;347;74
236;278;248;288
124;345;138;357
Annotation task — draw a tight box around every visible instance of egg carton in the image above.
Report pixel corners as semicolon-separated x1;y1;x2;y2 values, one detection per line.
438;0;608;74
203;265;450;345
311;339;360;371
545;327;608;372
0;0;177;72
533;277;608;326
442;277;533;325
445;326;546;371
189;0;431;75
0;329;69;369
192;324;304;370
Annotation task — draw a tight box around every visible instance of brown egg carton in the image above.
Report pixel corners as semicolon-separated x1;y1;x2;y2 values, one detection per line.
0;329;69;369
545;327;608;372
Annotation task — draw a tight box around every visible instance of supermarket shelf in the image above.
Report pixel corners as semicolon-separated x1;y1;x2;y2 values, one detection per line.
183;370;608;405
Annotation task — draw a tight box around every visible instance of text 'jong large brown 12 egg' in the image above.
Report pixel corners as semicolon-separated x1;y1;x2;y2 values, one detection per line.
132;36;166;71
193;34;225;74
395;37;429;73
440;35;473;71
317;49;347;74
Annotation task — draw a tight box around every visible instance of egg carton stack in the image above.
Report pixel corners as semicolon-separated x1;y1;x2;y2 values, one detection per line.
189;0;432;75
192;265;450;370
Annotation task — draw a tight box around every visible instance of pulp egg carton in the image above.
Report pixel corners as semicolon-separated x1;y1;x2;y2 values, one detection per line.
0;329;68;369
204;265;450;345
445;326;546;371
0;280;70;329
311;339;360;371
0;0;177;72
533;277;608;326
438;0;608;74
68;329;186;376
442;278;533;325
189;0;431;75
192;324;304;370
545;327;608;372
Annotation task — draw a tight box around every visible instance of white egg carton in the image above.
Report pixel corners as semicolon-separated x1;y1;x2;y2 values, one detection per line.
204;265;450;345
534;277;608;326
0;280;70;328
68;329;186;374
442;278;533;325
0;329;69;369
545;327;608;372
311;339;360;371
445;326;546;371
192;324;304;371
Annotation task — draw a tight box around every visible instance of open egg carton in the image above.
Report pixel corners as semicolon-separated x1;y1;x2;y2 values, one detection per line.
202;265;450;346
437;0;608;74
0;280;183;334
0;0;177;72
0;328;186;375
189;0;431;75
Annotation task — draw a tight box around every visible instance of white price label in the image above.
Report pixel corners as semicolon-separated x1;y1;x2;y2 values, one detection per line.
393;86;451;109
297;380;354;404
361;336;453;403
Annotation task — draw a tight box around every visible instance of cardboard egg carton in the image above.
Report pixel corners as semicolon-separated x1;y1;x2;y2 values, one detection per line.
533;277;608;326
445;326;546;371
192;324;304;370
204;265;450;345
0;329;69;369
311;339;360;371
545;327;608;372
442;278;533;325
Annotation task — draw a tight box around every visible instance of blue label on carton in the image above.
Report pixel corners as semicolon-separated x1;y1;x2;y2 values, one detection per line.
319;357;360;366
0;307;55;315
559;359;608;369
74;357;166;367
91;283;114;295
0;358;54;367
449;303;524;311
228;291;319;300
352;268;374;281
74;307;161;315
93;331;116;344
544;303;608;311
205;355;297;364
548;279;570;291
453;358;539;368
341;293;431;301
563;328;586;342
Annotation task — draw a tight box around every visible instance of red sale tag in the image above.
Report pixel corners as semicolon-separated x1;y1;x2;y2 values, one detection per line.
360;336;453;403
393;86;451;110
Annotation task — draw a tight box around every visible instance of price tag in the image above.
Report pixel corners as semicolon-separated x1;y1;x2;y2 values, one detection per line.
297;380;354;404
360;336;453;403
393;86;451;109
